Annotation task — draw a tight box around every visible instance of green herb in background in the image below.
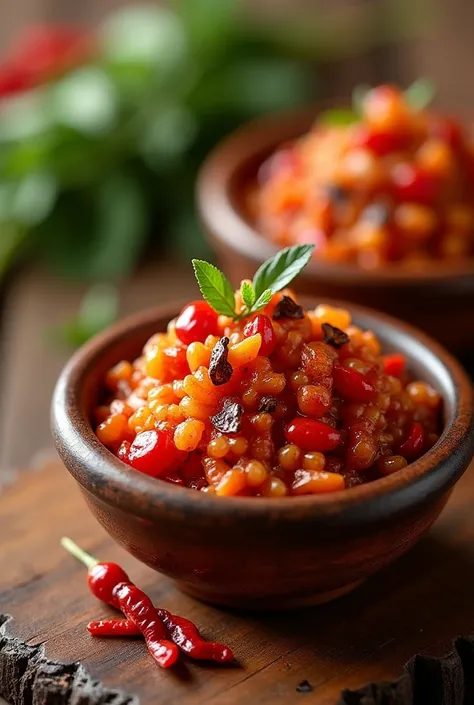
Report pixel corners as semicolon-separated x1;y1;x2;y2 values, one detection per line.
56;283;119;347
0;1;434;286
0;0;436;346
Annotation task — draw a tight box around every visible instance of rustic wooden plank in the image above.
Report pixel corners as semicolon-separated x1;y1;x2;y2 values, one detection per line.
0;262;197;473
1;457;474;704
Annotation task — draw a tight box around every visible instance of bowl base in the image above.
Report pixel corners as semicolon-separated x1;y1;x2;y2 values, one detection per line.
175;579;364;610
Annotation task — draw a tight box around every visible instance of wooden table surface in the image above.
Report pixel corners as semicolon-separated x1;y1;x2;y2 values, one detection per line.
0;263;473;705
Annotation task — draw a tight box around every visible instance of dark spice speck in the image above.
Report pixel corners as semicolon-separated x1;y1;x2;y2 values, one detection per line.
273;296;304;320
322;322;350;349
296;680;313;693
211;400;244;434
325;184;349;204
209;337;233;386
258;395;278;413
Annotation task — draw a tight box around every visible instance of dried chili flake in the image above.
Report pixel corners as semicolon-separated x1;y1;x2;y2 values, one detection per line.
322;322;350;348
210;400;244;434
209;337;233;386
258;395;278;413
273;296;304;320
296;680;313;693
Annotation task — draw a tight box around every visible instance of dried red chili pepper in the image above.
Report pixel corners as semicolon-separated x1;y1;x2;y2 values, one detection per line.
60;538;178;668
88;611;233;662
87;619;139;637
113;582;179;669
62;538;234;664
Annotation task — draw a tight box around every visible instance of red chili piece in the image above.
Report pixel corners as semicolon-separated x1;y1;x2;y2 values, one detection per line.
161;346;189;379
59;538;128;608
88;612;233;663
430;116;464;152
382;353;406;378
243;314;276;356
117;440;132;465
88;562;130;608
87;619;139;637
333;363;376;403
285;417;342;452
391;163;438;204
175;300;219;345
353;125;409;157
113;582;179;669
399;421;425;460
128;429;178;477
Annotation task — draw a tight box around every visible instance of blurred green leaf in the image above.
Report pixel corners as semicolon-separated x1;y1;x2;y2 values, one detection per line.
190;58;312;115
39;173;147;280
91;172;147;277
0;90;52;144
404;78;436;111
176;0;238;62
167;206;211;261
318;107;359;127
13;172;57;226
3;136;55;178
52;68;118;135
57;283;119;348
0;222;29;277
139;105;198;170
0;183;16;222
101;5;187;72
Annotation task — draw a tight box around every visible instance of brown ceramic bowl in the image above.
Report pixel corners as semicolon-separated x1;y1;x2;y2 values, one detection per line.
51;300;474;610
197;106;474;352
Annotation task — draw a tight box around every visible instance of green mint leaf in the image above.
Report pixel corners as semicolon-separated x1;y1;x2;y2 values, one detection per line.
253;244;314;299
241;281;255;309
318;108;359;127
404;78;436;111
192;259;236;317
251;288;272;313
352;84;370;115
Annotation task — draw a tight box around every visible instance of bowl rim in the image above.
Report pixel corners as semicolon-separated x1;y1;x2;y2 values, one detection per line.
197;104;474;288
51;299;474;523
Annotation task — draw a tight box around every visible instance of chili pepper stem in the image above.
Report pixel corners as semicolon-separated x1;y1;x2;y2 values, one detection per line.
60;536;99;569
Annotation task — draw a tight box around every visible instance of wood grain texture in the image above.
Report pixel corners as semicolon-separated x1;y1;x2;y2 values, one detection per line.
1;456;474;704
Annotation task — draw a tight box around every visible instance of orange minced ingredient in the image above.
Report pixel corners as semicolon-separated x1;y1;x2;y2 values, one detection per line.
252;85;474;268
95;289;442;497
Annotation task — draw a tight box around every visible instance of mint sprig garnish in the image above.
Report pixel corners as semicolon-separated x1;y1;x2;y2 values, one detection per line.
403;78;436;111
240;280;256;309
192;244;314;322
191;260;236;318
